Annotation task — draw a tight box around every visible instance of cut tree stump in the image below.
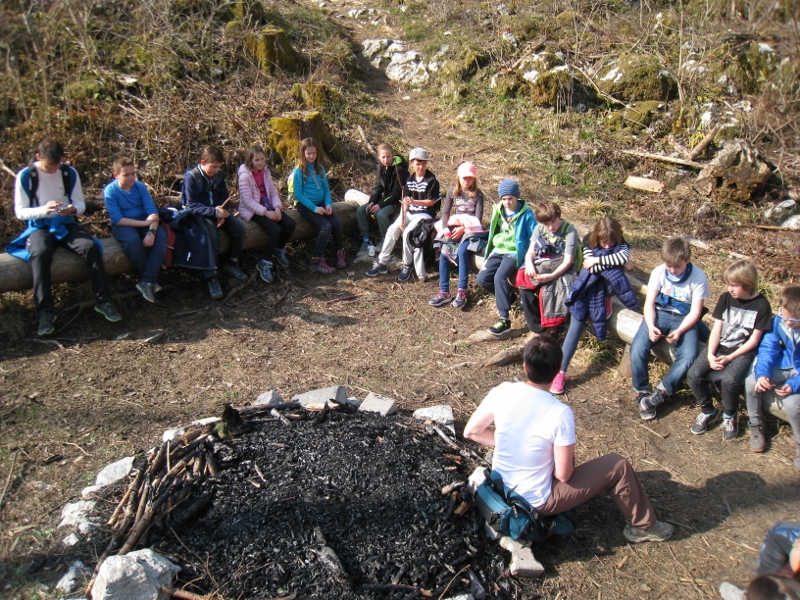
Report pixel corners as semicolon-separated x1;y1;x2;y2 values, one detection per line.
0;201;360;294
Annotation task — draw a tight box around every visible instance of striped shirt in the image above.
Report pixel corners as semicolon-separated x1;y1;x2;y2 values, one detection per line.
403;171;441;218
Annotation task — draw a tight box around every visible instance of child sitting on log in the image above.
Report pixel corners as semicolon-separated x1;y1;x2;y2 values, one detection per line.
104;157;167;304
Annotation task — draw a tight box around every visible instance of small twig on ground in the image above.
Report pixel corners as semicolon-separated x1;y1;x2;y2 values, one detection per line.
225;271;256;304
59;441;92;456
25;338;65;350
0;452;19;511
174;308;208;317
357;125;375;154
273;283;291;309
621;149;704;169
323;294;362;304
161;587;211;600
687;126;720;160
638;423;668;439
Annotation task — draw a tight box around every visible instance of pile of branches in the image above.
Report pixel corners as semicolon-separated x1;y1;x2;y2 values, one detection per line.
85;424;220;592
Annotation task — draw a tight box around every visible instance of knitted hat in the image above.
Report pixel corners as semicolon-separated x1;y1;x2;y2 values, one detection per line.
409;147;430;162
497;179;520;199
457;162;477;179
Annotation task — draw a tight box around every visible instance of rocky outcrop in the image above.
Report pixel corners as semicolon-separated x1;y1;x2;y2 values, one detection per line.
693;139;773;202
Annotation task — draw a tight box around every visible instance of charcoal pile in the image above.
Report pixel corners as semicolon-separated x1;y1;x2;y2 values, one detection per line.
150;405;530;599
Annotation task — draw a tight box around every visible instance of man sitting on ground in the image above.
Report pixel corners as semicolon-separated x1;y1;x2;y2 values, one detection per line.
464;335;674;544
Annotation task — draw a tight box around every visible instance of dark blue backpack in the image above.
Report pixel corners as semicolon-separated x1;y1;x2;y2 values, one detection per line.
19;163;77;207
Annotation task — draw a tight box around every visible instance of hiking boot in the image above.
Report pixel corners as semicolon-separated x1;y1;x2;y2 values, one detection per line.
623;520;674;543
366;262;388;277
397;264;413;282
550;372;566;395
95;301;122;322
429;290;453;307
257;259;274;283
136;281;156;304
452;288;468;310
273;247;290;267
207;277;223;300
311;257;335;274
721;415;738;442
222;261;247;281
488;319;511;336
336;249;347;269
38;311;56;336
639;389;666;421
749;421;766;453
690;409;720;435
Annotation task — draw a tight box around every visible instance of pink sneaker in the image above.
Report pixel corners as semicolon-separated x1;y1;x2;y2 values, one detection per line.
550;371;566;394
335;249;346;269
311;257;335;274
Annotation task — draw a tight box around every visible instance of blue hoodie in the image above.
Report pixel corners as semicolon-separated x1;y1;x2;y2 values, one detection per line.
754;315;800;393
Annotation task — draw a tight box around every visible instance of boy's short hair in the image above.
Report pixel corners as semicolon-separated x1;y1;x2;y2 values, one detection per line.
722;259;759;294
661;236;691;265
533;201;561;223
112;157;134;174
781;286;800;315
37;139;65;163
376;143;393;155
523;335;562;385
201;146;225;164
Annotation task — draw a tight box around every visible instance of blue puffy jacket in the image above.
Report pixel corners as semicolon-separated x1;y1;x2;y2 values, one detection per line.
753;315;800;393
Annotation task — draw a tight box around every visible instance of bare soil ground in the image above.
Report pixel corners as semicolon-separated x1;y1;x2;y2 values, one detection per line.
2;3;800;599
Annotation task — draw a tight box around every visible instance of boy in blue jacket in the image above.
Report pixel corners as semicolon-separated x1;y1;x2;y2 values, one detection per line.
183;146;247;299
745;286;800;467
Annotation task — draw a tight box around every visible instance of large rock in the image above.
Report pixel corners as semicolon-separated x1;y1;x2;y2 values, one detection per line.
694;139;772;202
82;455;135;497
515;52;591;108
596;55;678;102
59;500;97;534
91;549;180;600
386;51;430;86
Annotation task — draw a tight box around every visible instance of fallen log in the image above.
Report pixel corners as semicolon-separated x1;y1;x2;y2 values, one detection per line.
0;199;363;294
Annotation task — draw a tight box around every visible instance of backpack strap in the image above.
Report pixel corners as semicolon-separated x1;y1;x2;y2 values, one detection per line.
21;162;76;207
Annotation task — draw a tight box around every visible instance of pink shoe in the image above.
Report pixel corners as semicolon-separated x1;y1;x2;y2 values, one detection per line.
550;371;566;394
335;249;346;269
311;257;335;274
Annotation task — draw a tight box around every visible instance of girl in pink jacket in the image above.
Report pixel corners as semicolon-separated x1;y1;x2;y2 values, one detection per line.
237;145;296;282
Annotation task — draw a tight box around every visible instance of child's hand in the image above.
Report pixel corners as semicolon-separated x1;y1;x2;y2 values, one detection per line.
143;232;155;248
624;260;635;271
754;376;773;393
665;330;682;344
583;256;600;270
216;207;230;219
315;207;326;215
708;354;725;370
776;384;793;397
402;197;412;207
534;272;554;284
648;326;662;342
45;200;62;213
326;206;333;215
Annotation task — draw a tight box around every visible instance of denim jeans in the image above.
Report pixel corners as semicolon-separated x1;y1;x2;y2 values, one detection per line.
296;204;343;258
561;317;588;373
112;224;167;284
476;253;518;320
438;239;474;293
630;308;700;395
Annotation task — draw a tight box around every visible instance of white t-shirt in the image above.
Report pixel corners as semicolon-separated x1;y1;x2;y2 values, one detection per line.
14;164;86;221
480;381;575;508
647;263;710;312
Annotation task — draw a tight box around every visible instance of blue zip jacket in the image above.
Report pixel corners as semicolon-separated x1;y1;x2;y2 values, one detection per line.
484;201;536;265
292;164;331;211
753;315;800;393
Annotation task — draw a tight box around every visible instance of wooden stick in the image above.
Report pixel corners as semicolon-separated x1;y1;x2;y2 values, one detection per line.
621;150;704;169
324;294;362;304
161;586;210;600
687;126;720;161
271;408;293;426
357;125;375;155
0;452;18;511
0;157;18;178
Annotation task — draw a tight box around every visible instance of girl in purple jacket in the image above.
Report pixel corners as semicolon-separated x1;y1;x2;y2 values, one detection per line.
237;145;296;283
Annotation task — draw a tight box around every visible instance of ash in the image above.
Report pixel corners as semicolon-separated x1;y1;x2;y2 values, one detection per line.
154;407;524;599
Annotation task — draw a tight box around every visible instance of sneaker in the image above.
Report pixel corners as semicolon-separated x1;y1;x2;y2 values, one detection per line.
37;311;56;336
690;409;720;435
273;247;290;267
749;421;766;453
550;372;566;394
488;319;512;336
357;241;370;255
721;416;738;442
257;259;274;283
452;288;468;310
136;281;156;304
719;581;745;600
207;278;223;299
95;301;122;322
152;283;162;294
222;261;247;281
365;262;388;277
336;249;347;269
311;257;335;274
397;264;413;282
429;290;453;307
623;520;674;543
634;391;649;409
639;389;666;421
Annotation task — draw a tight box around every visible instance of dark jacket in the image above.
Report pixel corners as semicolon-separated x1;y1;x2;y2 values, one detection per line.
566;245;639;341
163;209;217;271
183;165;229;219
369;156;409;209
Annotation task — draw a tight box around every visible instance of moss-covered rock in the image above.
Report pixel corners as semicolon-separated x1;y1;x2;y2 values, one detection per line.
606;101;666;132
516;53;594;108
597;56;678;102
490;73;523;98
268;111;347;166
246;26;308;75
725;40;783;94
